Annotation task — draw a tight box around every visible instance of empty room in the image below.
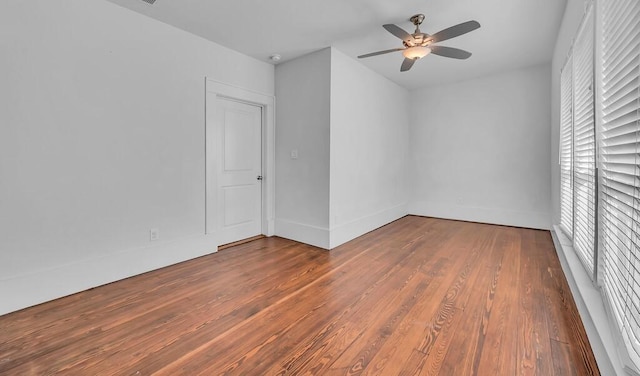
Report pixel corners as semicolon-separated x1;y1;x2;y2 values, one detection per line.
1;0;638;374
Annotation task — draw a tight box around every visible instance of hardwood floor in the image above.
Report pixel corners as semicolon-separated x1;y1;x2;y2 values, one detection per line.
0;216;599;375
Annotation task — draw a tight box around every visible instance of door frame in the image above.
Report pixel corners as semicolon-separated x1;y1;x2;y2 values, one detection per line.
205;78;275;240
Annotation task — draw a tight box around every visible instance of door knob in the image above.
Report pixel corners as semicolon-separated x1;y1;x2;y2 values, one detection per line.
257;175;263;181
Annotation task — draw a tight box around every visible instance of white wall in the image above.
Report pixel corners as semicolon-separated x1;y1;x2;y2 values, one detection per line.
409;64;552;229
0;0;274;315
274;48;331;248
274;47;410;249
329;48;409;248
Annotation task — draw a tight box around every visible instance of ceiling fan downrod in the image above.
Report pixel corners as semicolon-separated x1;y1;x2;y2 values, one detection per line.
410;14;425;33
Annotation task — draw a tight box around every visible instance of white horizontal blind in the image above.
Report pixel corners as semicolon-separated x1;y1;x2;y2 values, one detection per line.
560;56;574;237
573;6;596;276
600;0;640;365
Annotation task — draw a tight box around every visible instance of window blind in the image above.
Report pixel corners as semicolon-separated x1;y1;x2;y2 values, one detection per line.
600;0;640;365
572;6;596;276
560;56;574;238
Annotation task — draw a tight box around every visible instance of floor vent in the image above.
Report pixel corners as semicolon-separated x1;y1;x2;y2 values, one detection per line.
140;0;156;4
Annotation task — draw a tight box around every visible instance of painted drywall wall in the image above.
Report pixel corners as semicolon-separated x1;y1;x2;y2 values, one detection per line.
329;48;409;248
0;0;274;315
409;64;552;229
274;47;410;249
274;48;331;248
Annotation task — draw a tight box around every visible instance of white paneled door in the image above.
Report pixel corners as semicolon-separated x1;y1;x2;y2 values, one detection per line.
212;97;263;245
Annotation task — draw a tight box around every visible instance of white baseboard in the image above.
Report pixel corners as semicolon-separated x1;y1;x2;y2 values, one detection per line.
550;226;623;375
275;219;330;249
0;234;218;316
329;204;407;249
409;201;550;230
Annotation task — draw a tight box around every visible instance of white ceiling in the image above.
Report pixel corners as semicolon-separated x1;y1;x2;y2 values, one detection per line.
106;0;567;90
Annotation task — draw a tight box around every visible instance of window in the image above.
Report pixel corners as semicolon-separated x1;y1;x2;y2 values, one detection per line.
560;56;574;238
559;0;640;368
600;0;640;366
572;6;596;275
559;6;596;276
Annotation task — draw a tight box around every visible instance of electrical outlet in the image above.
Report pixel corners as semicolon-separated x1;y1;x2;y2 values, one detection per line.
150;228;159;241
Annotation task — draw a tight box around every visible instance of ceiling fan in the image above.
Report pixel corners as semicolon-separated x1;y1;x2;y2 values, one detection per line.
358;14;480;72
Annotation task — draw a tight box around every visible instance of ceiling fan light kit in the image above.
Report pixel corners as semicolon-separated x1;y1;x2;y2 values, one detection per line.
358;13;481;72
403;46;431;60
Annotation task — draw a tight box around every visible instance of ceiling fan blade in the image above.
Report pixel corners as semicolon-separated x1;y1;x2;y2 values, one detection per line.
383;24;414;43
428;20;480;43
358;48;405;59
430;45;472;59
400;58;416;72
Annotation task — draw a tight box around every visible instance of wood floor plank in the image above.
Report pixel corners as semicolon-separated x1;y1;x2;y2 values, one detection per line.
0;216;600;375
188;219;457;375
3;241;335;374
430;226;502;375
270;230;455;376
358;225;479;375
551;339;580;376
517;228;553;375
475;228;520;375
326;224;476;375
142;219;421;375
362;221;488;374
534;231;599;375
